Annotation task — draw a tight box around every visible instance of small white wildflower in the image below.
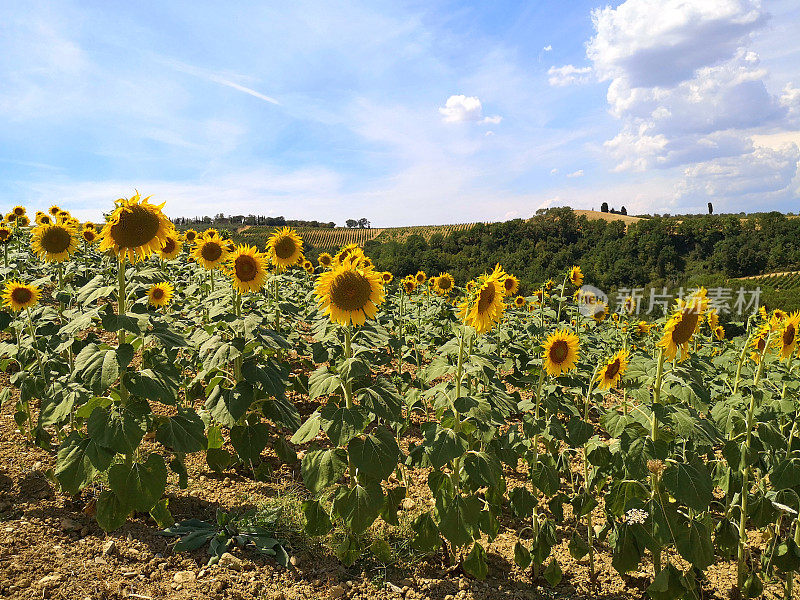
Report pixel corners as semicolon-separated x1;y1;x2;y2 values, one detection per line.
625;508;648;525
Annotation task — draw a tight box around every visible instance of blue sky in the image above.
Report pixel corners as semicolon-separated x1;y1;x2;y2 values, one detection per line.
1;0;799;225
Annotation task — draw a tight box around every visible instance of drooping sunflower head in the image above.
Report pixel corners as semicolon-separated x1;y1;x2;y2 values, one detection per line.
227;244;269;294
17;215;30;227
98;192;174;263
435;273;455;296
192;232;229;270
714;325;725;341
183;229;198;244
707;309;719;330
503;274;519;296
569;266;584;287
542;329;580;377
750;324;772;363
12;206;26;217
267;227;304;271
158;234;182;260
592;301;609;322
381;271;393;284
30;222;79;263
402;277;416;294
48;205;61;216
333;243;361;265
415;270;427;285
759;306;768;321
622;297;636;315
514;295;526;308
595;349;630;390
777;312;799;360
658;291;708;361
2;280;40;312
81;228;98;244
0;225;12;245
315;261;385;326
533;288;548;304
318;252;334;268
545;279;555;291
458;269;506;334
147;282;174;308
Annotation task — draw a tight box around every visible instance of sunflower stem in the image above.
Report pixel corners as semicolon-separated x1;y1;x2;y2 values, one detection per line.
583;364;600;585
233;290;242;381
650;346;666;577
530;368;546;534
117;257;129;405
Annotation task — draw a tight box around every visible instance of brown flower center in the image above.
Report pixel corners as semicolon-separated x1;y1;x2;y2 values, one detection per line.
439;276;453;290
549;340;569;364
330;270;372;311
200;241;222;262
784;323;796;347
162;237;176;254
477;283;496;314
671;310;699;346
234;255;259;282
109;205;161;249
11;286;33;305
274;236;297;259
605;358;621;380
151;288;165;300
40;226;72;254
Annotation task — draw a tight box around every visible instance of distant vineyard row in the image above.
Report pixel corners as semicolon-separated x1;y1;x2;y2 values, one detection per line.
231;222;486;249
738;271;800;289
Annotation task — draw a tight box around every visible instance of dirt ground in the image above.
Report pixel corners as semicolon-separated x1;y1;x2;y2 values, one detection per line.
0;362;789;600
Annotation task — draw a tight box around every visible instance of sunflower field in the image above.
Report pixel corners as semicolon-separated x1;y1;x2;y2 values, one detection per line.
2;195;800;600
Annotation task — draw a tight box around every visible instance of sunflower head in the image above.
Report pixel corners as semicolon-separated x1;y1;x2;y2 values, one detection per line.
227;244;269;293
318;252;333;268
0;225;12;245
777;312;799;360
334;243;362;266
158;234;182;261
569;266;584;287
503;274;519;296
201;228;218;239
31;222;79;263
315;261;385;326
658;291;708;361
267;227;304;271
415;270;427;285
2;281;40;312
381;271;393;284
543;330;580;377
13;206;26;217
622;297;636;315
81;228;98;244
458;268;506;334
192;232;229;270
36;213;52;225
514;295;526;308
636;321;651;335
303;260;314;274
707;309;719;330
402;277;416;294
147;282;174;308
183;229;198;244
83;222;96;231
17;215;30;227
435;273;455;296
595;349;630;390
98;192;174;263
750;324;772;363
592;302;609;322
714;325;725;341
6;212;17;223
48;205;61;216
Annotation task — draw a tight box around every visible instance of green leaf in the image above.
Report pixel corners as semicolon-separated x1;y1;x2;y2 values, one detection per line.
55;432;113;494
773;538;800;572
319;404;368;446
424;425;468;470
673;518;714;569
543;557;562;587
291;412;321;445
410;512;441;552
206;448;232;472
463;542;488;580
301;499;333;536
242;358;287;399
770;458;800;490
436;493;480;548
741;572;763;599
74;344;118;393
380;486;406;526
108;454;167;513
96;489;130;532
509;487;535;518
462;451;502;489
332;481;383;535
610;524;642;574
357;377;403;421
302;448;348;494
115;343;134;369
308;366;341;400
231;423;270;461
150;498;174;528
348;427;399;482
205;382;254;427
568;531;590;560
661;458;712;512
87;401;148;454
646;563;685;600
514;541;531;569
124;369;179;405
155;409;207;453
566;416;593;447
606;479;649;517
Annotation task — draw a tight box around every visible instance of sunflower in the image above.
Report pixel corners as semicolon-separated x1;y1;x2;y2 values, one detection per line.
503;274;519;296
415;271;427;285
0;225;12;245
514;295;526;308
30;222;78;263
458;266;506;334
777;312;799;360
318;252;334;268
381;271;393;284
57;210;71;223
201;228;218;239
334;243;362;266
12;206;26;217
83;222;96;231
17;215;30;227
465;280;475;294
592;301;609;322
545;279;555;291
6;212;17;223
595;349;630;390
225;240;236;253
622;297;636;315
714;325;725;341
750;324;771;363
228;244;269;293
533;288;548;304
569;266;583;287
315;261;385;326
192;232;229;270
35;213;52;225
542;330;580;377
147;282;174;307
81;228;98;244
267;227;304;271
435;272;455;296
303;260;315;274
48;205;61;216
158;234;182;260
636;321;651;335
707;309;719;329
98;192;174;263
658;291;709;361
2;281;40;312
183;229;198;244
402;277;416;294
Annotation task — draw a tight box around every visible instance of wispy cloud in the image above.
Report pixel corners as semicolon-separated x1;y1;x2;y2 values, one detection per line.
161;58;280;105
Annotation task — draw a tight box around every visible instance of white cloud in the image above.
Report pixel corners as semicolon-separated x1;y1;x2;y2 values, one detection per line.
566;169;584;178
438;95;501;124
547;65;592;87
550;168;558;175
543;45;552;52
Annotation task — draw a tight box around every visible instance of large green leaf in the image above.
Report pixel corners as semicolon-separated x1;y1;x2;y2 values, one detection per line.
436;493;480;548
319;404;368;446
87;401;149;454
231;423;270;461
423;424;468;470
301;448;348;494
302;499;333;536
55;432;113;494
96;489;130;532
108;453;167;513
463;542;487;580
661;458;712;512
770;458;800;490
673;518;714;569
155;409;207;453
348;427;399;482
332;481;383;535
205;382;254;427
410;512;441;552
